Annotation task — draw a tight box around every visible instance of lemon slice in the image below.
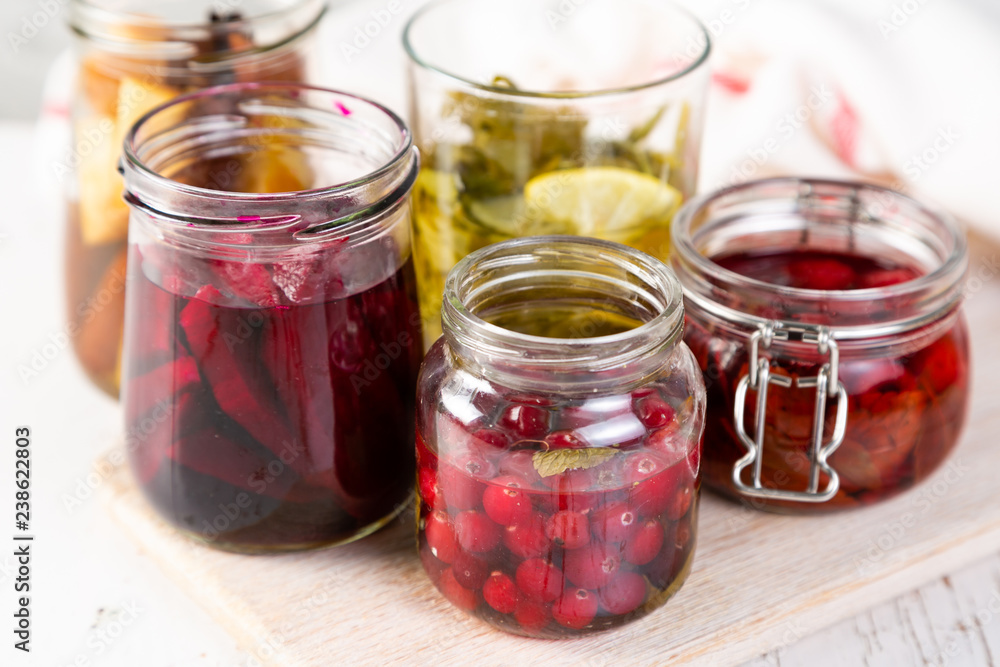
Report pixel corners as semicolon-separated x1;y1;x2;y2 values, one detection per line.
523;167;680;236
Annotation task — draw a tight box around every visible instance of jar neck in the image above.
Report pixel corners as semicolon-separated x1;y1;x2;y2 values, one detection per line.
670;178;968;340
441;237;685;394
69;0;325;76
121;83;417;258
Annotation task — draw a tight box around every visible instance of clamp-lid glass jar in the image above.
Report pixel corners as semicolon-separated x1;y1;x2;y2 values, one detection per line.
671;178;969;512
65;0;326;397
416;236;706;637
120;83;423;552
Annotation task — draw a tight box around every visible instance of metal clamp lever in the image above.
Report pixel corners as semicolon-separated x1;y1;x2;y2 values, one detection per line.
731;323;848;503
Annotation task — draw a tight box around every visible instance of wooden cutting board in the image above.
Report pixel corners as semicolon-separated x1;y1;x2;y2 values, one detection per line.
101;241;1000;666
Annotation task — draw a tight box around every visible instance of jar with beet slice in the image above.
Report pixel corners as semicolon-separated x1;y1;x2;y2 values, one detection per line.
119;84;423;552
670;177;970;513
416;236;706;637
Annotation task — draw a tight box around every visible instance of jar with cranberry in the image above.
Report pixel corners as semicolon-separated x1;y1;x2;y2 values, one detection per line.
416;236;706;637
119;84;423;552
670;178;969;512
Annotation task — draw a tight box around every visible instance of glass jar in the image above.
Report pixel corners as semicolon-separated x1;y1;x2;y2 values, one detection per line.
65;0;326;397
119;83;423;552
416;236;706;637
404;0;711;346
670;178;970;513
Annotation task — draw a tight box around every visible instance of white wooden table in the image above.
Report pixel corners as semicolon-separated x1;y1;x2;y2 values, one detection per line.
2;116;999;666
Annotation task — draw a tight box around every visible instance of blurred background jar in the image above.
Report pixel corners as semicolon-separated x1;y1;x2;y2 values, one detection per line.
403;0;711;346
64;0;326;397
119;83;422;552
670;178;970;513
416;236;705;636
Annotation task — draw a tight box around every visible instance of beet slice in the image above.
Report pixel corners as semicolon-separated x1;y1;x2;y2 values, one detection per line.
168;426;301;500
211;258;283;308
126;355;201;423
179;285;302;472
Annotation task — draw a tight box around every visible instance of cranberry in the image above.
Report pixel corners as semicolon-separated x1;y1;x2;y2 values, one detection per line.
454;510;501;553
667;485;694;520
788;258;856;290
647;423;690;465
564;542;622;589
634;396;676;429
482;476;533;526
440;453;496;510
504;514;552;560
482;571;519;614
418;467;441;510
471;428;511;453
544;430;588;450
439;568;478;611
859;268;916;288
451;551;490;589
590;502;639;544
545;510;591;549
515;558;563;603
497;449;542;485
917;334;962;393
623;518;665;565
425;511;459;564
499;403;550;441
552;588;598;630
624;451;680;516
513;600;551;633
597;571;647;615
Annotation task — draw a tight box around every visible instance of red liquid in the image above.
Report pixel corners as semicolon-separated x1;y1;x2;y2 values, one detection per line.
123;249;423;550
416;371;699;637
687;249;969;511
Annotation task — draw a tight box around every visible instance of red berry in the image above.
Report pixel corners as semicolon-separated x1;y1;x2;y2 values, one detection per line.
471;428;511;453
623;518;665;565
624;451;680;516
439;568;478;611
788;258;856;290
634;396;676;429
504;514;552;560
918;334;963;393
513;600;551;633
545;511;591;549
544;430;588;450
859;268;917;288
483;572;518;614
499;403;550;441
667;485;694;520
451;551;489;589
590;502;639;544
631;386;658;399
497;449;542;485
440;453;496;510
597;571;647;615
454;510;501;553
564;542;622;588
425;511;459;564
648;423;691;466
418;467;441;510
674;519;693;550
515;558;563;603
483;476;533;526
552;588;598;630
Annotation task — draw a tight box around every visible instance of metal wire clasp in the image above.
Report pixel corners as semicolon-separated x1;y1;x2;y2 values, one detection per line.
732;322;848;503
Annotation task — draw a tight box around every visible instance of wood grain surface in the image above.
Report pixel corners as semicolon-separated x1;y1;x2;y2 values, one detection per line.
101;242;1000;667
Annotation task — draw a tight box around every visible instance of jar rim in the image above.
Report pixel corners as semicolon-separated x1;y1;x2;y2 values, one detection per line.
68;0;326;62
441;236;685;392
402;0;710;100
121;82;416;244
670;177;968;337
